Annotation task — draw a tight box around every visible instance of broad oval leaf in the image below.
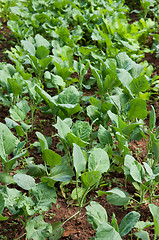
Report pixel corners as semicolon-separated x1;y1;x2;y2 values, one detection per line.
50;164;74;182
96;222;122;240
98;125;112;145
13;174;36;190
106;188;130;206
119;211;140;237
86;201;108;230
88;148;110;174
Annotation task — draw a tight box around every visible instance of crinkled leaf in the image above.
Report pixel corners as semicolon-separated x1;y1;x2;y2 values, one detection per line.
57;86;79;105
67;132;87;147
49;222;64;240
2;186;21;214
26;215;52;240
72;121;91;142
31;183;57;211
130;75;150;96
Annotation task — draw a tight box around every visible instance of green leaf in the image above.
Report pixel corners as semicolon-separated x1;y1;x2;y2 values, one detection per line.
87;105;100;122
111;213;119;233
0;192;5;214
130;75;150;96
98;125;112;145
149;105;156;131
26;215;52;240
116;52;136;71
0;173;14;184
35;34;50;48
2;186;21;214
17;195;35;216
36;46;49;60
39;57;52;70
149;204;159;235
135;221;153;230
36;132;48;152
57;86;80;105
72;121;91;142
88;148;110;174
67;132;87;147
31;183;57;211
127;98;147;120
0;214;9;221
117;68;133;90
119;211;140;237
135;230;150;240
106;188;130;206
49;222;64;240
42;149;61;168
9;100;30;122
35;85;57;114
0;122;18;155
86;201;108;230
21;40;35;56
71;187;85;201
96;223;122;240
91;66;103;92
54;117;71;140
130;162;145;183
44;71;65;88
81;171;101;190
13;174;36;190
73;143;86;176
50;164;74;182
28;163;46;177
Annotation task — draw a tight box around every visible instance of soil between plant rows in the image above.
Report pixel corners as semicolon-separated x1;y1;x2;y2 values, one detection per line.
0;11;159;240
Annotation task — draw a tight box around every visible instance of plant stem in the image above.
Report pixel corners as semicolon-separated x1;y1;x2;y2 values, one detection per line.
16;233;26;240
62;210;80;226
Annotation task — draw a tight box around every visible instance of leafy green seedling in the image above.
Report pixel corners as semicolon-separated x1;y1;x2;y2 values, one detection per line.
86;201;140;239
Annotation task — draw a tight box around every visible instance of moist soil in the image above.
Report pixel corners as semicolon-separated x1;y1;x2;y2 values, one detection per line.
0;12;159;240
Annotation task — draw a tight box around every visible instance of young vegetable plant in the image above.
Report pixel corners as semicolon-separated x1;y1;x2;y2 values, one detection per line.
86;201;140;239
0;122;27;176
124;154;159;205
0;175;57;240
